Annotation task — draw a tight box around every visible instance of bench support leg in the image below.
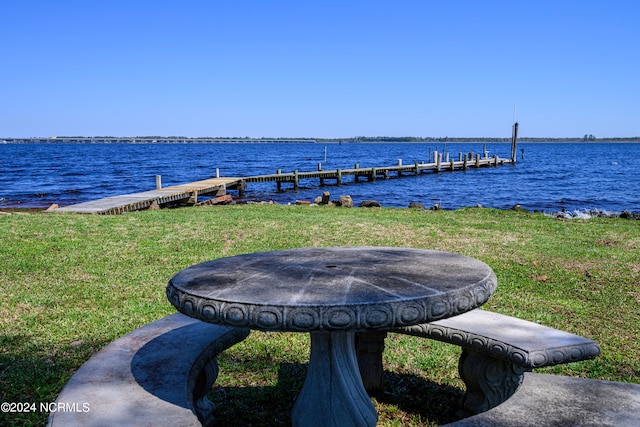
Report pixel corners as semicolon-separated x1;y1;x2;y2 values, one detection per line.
458;348;528;416
188;327;251;426
192;357;219;425
355;331;387;395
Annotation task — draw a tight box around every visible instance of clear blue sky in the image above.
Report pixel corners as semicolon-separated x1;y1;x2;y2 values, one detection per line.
2;1;639;138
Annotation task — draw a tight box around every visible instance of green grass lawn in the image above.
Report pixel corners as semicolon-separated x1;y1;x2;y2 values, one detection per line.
1;205;638;426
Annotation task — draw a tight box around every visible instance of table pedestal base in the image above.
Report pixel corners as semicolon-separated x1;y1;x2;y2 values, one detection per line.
292;331;377;427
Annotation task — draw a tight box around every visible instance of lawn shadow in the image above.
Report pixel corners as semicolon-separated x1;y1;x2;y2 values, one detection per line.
0;334;110;427
376;370;465;425
211;362;465;426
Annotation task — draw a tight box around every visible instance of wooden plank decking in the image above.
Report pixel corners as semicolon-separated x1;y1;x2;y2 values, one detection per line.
246;154;513;190
54;177;242;214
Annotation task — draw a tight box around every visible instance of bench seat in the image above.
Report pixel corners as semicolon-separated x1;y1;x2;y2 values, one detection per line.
356;309;601;415
443;372;640;427
395;309;601;415
394;309;601;369
47;313;250;427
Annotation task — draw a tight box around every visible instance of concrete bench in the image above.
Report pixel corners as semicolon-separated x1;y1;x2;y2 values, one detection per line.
47;313;250;427
356;309;601;415
443;372;640;427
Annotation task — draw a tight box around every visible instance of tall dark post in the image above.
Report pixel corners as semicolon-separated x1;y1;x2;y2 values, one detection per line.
511;122;519;163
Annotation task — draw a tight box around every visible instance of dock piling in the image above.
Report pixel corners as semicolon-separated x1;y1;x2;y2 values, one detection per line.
188;190;198;205
511;122;519;163
156;175;162;190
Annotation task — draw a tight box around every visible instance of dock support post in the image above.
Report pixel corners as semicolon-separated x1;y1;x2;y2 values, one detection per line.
188;190;198;205
436;153;442;172
475;154;481;168
337;169;342;185
414;162;419;175
216;168;220;178
463;154;468;170
483;144;488;158
294;170;299;190
277;169;282;191
354;164;359;182
318;163;322;171
156;175;162;190
370;168;376;181
512;130;518;161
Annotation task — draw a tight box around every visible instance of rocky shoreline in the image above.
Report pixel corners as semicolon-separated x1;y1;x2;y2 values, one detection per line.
542;208;640;220
2;193;639;220
241;191;640;221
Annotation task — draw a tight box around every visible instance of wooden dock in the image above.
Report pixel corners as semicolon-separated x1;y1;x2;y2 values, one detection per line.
54;177;243;214
245;151;513;190
53;149;514;214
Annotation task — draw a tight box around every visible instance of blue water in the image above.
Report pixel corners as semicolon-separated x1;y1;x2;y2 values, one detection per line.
1;142;639;213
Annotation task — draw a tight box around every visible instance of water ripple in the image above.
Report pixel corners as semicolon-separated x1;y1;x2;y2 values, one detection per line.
1;142;639;212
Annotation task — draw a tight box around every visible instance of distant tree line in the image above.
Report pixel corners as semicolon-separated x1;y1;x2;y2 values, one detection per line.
4;135;640;143
333;136;640;143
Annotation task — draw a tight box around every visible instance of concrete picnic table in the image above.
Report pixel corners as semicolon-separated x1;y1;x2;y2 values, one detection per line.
166;246;497;427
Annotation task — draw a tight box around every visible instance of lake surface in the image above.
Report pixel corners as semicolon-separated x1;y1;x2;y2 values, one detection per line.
1;142;639;214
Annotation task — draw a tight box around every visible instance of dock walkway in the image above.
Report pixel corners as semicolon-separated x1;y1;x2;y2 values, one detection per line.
54;177;242;214
246;153;511;190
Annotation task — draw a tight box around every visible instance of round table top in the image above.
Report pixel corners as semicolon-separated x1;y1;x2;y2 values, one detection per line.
167;247;497;332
